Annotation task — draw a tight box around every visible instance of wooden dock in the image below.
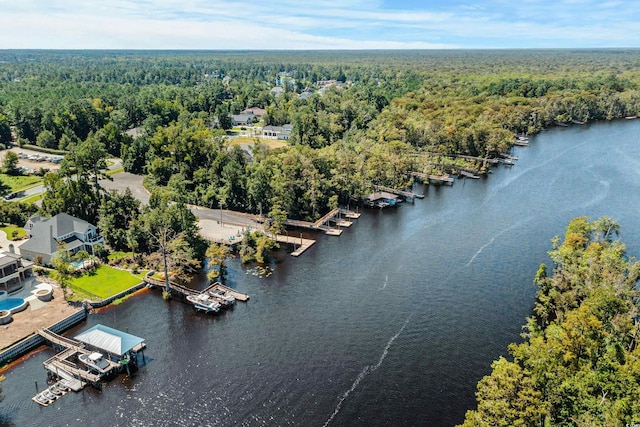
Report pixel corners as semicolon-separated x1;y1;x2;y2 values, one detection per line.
144;276;249;302
340;209;361;219
458;170;480;179
207;282;250;302
275;234;316;256
411;171;455;185
38;329;120;385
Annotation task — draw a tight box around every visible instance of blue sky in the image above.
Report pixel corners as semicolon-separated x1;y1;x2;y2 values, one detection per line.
0;0;638;49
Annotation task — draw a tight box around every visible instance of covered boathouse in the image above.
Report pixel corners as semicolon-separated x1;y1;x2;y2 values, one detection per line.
74;324;147;372
364;191;401;208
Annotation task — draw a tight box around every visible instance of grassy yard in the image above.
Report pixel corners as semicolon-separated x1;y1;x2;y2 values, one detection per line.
0;224;27;240
68;264;147;300
1;173;43;192
228;136;288;149
106;166;124;176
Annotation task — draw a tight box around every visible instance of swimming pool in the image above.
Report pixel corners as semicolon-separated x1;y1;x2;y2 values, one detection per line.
0;298;28;313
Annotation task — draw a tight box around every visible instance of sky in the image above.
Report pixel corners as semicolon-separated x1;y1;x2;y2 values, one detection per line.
0;0;638;50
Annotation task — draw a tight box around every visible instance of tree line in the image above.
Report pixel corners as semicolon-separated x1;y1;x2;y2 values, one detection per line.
461;217;640;426
4;49;640;269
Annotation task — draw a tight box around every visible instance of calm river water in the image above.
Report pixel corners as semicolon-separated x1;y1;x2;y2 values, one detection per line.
2;119;640;427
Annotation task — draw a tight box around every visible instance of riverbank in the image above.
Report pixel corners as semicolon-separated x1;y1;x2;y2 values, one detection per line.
2;119;640;426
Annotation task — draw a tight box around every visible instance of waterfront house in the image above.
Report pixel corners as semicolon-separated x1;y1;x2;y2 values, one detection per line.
20;213;104;265
0;251;34;293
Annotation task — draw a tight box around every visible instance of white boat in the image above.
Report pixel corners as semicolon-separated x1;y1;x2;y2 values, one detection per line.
78;352;111;374
32;381;68;406
187;293;221;313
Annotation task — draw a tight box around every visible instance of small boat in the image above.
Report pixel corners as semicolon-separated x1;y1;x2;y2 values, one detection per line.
187;293;221;313
78;352;111;374
32;391;52;406
47;385;65;397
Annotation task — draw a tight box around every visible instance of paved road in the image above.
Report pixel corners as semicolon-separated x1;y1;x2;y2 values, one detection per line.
11;158;123;202
99;172;149;205
10;160;264;243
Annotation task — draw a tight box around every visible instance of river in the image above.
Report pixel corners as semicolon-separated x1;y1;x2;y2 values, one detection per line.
2;119;640;426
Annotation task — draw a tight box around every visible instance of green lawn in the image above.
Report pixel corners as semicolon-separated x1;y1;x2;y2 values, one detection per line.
1;173;43;192
229;136;288;149
106;166;124;176
69;265;146;300
0;225;26;240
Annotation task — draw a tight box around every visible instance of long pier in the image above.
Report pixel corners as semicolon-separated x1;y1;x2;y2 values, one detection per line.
410;151;500;165
284;207;360;236
410;172;454;185
144;276;249;302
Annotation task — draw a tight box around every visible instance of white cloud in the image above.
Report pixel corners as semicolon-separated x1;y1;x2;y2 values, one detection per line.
0;0;639;49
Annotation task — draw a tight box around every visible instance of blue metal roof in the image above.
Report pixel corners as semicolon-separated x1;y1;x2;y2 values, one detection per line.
74;324;145;356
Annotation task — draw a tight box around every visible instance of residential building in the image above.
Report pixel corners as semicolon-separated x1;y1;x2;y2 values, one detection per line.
20;213;104;265
270;86;285;97
0;251;34;293
241;107;266;117
262;124;292;140
231;113;256;126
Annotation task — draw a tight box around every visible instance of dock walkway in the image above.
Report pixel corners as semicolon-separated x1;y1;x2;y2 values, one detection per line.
207;282;250;302
276;234;316;257
144;277;250;302
37;329;120;385
410;172;454;184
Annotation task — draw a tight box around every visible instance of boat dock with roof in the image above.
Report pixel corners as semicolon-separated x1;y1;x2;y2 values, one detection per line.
36;324;147;397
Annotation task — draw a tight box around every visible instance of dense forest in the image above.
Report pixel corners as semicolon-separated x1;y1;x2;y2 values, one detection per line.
2;49;640;224
461;217;640;426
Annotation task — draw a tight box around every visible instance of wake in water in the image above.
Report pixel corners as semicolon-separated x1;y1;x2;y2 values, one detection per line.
465;215;534;267
466;236;496;267
380;275;388;290
323;316;411;427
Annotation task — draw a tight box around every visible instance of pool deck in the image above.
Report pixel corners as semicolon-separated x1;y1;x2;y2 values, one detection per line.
0;279;81;352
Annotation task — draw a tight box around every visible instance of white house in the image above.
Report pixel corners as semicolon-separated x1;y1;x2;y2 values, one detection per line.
262;124;292;140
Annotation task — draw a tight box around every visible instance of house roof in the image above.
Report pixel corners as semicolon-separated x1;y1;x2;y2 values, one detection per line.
0;251;21;268
21;213;95;257
75;324;145;356
124;127;144;138
365;192;400;201
232;113;255;123
263;124;292;133
242;107;266;116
